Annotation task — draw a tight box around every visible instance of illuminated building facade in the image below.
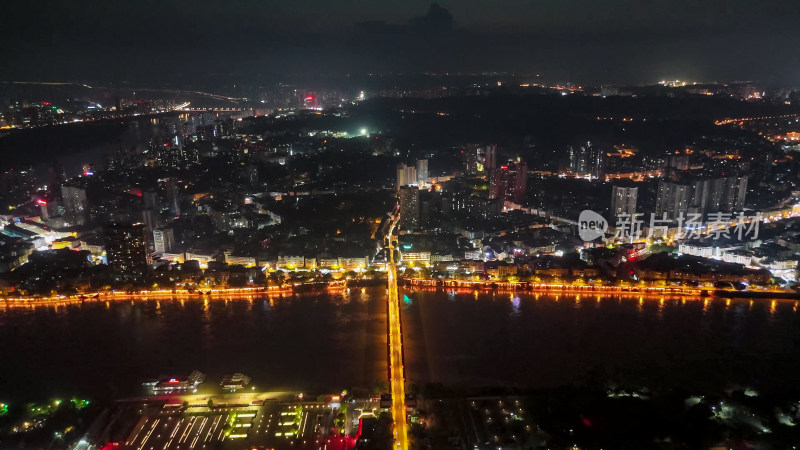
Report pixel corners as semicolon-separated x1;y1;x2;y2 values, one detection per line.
489;161;528;204
153;227;175;254
398;186;419;230
397;163;418;188
61;184;88;226
103;223;148;274
611;186;638;217
415;159;429;184
656;176;748;219
568;142;604;179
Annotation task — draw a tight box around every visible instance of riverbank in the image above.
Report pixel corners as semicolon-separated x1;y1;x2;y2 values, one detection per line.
0;282;347;308
404;278;800;299
2;277;797;308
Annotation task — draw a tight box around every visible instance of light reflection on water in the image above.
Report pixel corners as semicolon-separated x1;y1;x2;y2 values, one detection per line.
401;290;800;392
0;292;389;403
0;290;798;404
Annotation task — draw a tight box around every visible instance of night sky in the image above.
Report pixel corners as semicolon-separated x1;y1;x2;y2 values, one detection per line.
1;0;798;85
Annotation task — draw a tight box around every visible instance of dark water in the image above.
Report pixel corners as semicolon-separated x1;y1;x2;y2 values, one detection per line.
0;113;177;178
403;291;800;393
0;291;388;403
1;289;800;403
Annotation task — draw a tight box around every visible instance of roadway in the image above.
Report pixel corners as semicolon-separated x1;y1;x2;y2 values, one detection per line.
386;214;409;450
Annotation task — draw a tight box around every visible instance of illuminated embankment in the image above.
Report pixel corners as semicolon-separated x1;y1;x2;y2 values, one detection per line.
0;282;347;308
405;278;799;299
405;279;703;295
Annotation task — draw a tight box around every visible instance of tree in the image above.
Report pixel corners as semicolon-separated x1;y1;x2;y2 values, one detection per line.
269;270;286;286
334;412;346;429
364;268;380;279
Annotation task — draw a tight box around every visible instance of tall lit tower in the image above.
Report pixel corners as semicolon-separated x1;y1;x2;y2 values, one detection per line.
103;223;148;275
398;186;419;230
61;184;89;226
415;159;429;184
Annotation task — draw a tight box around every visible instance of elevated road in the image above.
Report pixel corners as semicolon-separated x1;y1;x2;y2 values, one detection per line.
386;213;408;450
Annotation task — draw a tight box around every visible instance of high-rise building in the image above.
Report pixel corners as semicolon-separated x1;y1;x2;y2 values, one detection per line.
245;164;259;189
510;162;527;204
398;186;419;230
212;117;233;140
709;176;747;213
462;144;482;174
655;181;691;220
153;227;175;254
691;179;711;213
0;167;36;203
143;189;159;210
47;163;66;194
397;163;406;188
166;178;181;216
396;163;417;188
568;142;604;179
141;209;160;233
103;223;148;274
489;162;528;204
489;170;503;200
482;145;497;171
610;186;638;217
61;184;88;226
669;154;690;171
462;144;497;174
415;159;429;184
656;176;747;220
462;145;478;174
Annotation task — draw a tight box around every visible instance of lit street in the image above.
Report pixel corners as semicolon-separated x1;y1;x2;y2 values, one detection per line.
386;213;409;450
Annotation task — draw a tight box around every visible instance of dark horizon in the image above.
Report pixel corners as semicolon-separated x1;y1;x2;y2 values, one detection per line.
1;0;799;87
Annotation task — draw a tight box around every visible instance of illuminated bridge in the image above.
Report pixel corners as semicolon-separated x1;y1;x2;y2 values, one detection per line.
385;212;408;450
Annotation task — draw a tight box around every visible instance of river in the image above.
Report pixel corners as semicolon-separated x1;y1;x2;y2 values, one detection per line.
1;289;798;403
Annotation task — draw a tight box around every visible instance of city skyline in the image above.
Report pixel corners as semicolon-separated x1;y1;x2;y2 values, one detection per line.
3;2;800;449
